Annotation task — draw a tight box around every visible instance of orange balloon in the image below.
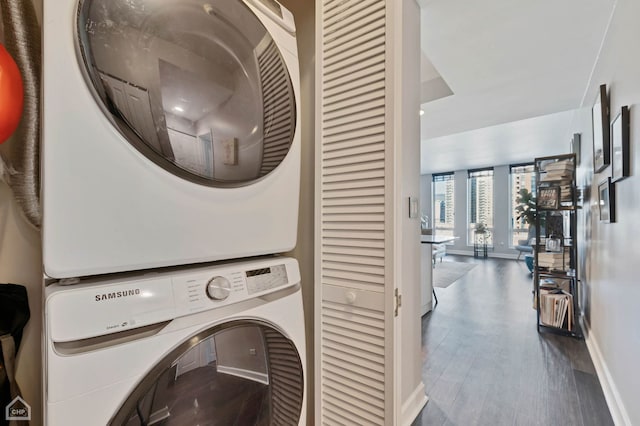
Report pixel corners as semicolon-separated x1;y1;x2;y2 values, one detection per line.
0;43;24;144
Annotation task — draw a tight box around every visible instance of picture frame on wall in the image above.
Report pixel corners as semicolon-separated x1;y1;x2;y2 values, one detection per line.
598;177;615;223
611;106;630;182
592;84;610;173
538;186;560;210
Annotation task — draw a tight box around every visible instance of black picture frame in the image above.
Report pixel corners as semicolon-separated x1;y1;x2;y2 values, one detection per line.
538;187;559;210
611;106;630;182
592;84;610;173
598;177;615;223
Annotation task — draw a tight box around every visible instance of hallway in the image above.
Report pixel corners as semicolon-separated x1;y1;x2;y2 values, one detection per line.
413;256;613;426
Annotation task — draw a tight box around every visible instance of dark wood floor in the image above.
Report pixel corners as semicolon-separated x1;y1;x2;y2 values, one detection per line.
413;255;613;426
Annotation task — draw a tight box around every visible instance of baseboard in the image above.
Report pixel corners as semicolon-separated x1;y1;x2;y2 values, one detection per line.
581;317;632;426
400;381;428;426
445;250;519;260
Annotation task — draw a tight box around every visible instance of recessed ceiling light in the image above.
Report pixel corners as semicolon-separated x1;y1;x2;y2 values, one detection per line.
419;109;425;116
173;106;184;112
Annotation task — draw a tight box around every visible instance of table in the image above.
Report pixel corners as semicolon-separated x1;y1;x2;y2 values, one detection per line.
421;235;457;314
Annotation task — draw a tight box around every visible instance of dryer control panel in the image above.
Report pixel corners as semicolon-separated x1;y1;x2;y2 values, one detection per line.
45;257;300;342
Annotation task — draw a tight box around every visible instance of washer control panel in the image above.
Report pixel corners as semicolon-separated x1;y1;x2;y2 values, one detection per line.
172;258;296;316
46;257;299;342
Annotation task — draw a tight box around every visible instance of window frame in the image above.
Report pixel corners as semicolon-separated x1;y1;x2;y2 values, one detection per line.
431;172;455;240
467;168;494;246
509;163;536;248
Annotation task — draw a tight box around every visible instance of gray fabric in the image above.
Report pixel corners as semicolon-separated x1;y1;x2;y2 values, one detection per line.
433;261;477;288
0;0;41;228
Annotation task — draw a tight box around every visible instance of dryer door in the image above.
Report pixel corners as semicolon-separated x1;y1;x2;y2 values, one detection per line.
111;321;303;425
77;0;296;187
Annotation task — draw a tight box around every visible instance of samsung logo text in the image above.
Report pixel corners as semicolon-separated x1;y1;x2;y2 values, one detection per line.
95;289;141;301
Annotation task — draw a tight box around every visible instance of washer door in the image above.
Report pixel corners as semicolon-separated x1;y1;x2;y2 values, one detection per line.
111;321;303;425
77;0;296;187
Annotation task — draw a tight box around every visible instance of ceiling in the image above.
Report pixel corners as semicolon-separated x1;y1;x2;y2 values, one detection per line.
418;0;616;174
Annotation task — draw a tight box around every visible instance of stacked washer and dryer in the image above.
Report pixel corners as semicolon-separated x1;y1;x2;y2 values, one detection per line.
41;0;305;424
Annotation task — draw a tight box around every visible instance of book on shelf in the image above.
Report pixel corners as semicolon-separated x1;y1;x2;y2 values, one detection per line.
540;159;574;182
538;252;569;269
539;290;573;330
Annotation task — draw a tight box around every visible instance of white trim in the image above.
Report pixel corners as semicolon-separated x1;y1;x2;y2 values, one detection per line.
399;382;428;426
581;317;632;426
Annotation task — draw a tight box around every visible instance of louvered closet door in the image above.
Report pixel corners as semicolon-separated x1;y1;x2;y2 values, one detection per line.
317;0;394;424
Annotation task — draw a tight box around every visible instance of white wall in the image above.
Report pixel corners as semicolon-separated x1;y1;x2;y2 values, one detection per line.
571;0;640;423
420;164;542;257
397;0;427;423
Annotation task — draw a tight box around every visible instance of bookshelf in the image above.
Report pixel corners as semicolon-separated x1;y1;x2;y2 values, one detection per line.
533;154;581;338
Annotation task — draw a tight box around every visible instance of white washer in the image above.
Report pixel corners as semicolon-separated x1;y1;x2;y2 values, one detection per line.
42;0;301;278
44;257;305;425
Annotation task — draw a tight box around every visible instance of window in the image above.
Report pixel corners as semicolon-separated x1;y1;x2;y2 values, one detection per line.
510;164;536;247
432;173;455;238
467;168;494;245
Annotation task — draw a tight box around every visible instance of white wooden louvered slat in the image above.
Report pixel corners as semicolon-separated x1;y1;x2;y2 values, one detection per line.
323;124;384;146
322;362;385;396
322;318;385;346
322;0;380;27
322;188;385;201
323;63;384;90
324;71;384;99
322;116;385;137
323;259;384;274
323;394;384;424
323;100;385;126
323;79;385;108
323;10;385;51
323;377;384;408
322;236;384;249
321;277;382;293
323;161;386;179
322;215;384;225
322;347;384;376
322;168;385;183
323;151;385;169
321;245;383;259
324;37;385;71
322;271;383;289
322;227;384;239
323;331;384;357
323;306;386;329
323;405;369;426
322;223;384;233
323;0;383;32
322;351;384;381
323;90;385;116
324;43;385;79
322;196;385;208
322;261;384;278
322;253;384;267
323;177;384;192
320;0;363;21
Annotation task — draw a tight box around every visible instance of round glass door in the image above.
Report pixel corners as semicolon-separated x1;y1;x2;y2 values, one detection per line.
111;321;303;425
77;0;296;186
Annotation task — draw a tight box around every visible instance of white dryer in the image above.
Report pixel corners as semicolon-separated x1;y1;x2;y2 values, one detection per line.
42;0;301;278
44;257;306;425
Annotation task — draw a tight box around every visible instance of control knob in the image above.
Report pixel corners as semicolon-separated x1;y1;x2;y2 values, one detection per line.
206;276;231;301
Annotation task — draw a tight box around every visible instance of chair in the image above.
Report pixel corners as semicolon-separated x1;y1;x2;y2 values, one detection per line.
515;227;535;260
